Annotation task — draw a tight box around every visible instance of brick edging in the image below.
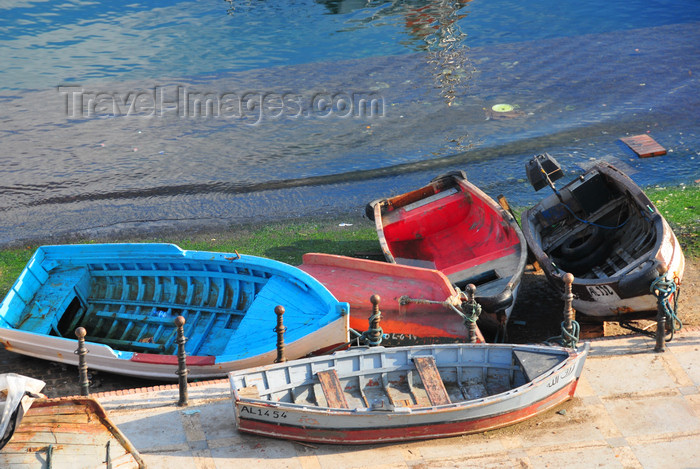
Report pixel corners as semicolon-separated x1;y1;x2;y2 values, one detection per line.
70;377;229;400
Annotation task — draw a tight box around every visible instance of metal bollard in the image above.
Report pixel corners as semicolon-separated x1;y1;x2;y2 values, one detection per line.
75;327;90;397
274;305;287;363
367;294;383;346
653;269;668;353
464;284;480;343
562;273;575;337
175;316;188;407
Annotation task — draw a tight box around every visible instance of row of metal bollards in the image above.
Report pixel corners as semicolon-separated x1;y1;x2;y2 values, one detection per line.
560;270;673;352
74;289;485;401
78;275;670;402
74;296;395;403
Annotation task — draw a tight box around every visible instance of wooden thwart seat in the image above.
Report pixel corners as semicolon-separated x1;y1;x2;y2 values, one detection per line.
317;370;349;409
413;356;451;406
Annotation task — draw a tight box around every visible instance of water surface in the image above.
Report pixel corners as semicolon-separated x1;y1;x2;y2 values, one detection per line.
0;0;698;244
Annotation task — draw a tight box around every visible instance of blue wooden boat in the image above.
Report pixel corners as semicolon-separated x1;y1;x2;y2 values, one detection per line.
0;244;349;380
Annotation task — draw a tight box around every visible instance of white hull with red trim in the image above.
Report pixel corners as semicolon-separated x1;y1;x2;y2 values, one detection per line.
229;342;589;444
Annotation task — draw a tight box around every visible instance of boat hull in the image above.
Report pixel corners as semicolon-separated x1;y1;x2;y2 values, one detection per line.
522;163;685;320
0;244;349;379
230;343;589;444
0;318;348;380
299;253;484;344
0;397;144;468
235;381;579;444
371;172;527;332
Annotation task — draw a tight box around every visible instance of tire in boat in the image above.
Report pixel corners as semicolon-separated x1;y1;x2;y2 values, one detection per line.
617;260;662;299
560;225;604;259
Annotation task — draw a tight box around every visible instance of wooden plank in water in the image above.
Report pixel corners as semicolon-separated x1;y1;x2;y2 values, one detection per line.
413;356;451;406
317;370;349;409
619;134;666;158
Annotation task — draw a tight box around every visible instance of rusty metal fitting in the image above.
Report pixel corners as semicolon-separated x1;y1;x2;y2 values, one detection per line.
75;327;89;396
274;305;287;363
175;316;188;406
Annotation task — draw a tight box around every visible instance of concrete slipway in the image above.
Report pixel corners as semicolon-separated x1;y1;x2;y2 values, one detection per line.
93;329;700;469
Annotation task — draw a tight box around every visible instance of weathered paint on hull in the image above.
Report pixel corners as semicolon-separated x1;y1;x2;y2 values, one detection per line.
0;244;350;380
299;253;479;343
230;343;589;445
570;224;685;317
235;379;579;444
372;172;527;328
0;397;144;468
522;163;686;321
0;317;348;380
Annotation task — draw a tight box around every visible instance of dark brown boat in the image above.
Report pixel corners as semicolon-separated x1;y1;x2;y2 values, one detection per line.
521;155;685;321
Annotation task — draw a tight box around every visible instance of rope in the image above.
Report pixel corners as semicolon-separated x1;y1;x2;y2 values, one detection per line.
400;292;481;330
399;294;470;323
559;197;629;230
359;310;384;346
462;299;481;323
546;320;580;348
651;274;682;342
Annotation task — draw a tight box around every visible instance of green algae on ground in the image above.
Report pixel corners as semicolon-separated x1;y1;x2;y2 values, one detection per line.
646;185;699;258
0;218;381;298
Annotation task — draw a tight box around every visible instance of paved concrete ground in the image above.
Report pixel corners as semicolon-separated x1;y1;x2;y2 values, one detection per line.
93;330;700;469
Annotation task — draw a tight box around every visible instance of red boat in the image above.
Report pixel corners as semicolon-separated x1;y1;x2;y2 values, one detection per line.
299;253;484;345
367;171;527;338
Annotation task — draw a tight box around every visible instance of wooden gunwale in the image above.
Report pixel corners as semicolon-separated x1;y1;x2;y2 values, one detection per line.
247;361;524;400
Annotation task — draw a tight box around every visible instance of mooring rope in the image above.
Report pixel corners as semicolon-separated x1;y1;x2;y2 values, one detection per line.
651;274;682;342
399;294;468;320
462;297;481;325
399;293;481;332
359;309;384;346
545;318;580;348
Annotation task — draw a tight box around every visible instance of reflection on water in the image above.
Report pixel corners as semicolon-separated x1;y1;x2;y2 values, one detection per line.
406;0;474;107
0;0;698;245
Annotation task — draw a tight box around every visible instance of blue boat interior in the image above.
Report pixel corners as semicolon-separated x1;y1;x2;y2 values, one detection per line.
0;245;342;358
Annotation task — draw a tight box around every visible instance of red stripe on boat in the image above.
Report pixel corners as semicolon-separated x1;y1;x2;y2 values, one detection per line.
130;353;216;366
236;380;579;444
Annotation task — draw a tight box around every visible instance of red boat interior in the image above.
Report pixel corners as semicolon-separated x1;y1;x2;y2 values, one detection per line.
383;187;520;282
